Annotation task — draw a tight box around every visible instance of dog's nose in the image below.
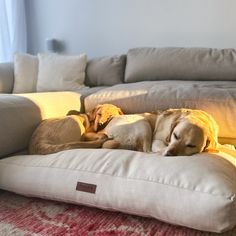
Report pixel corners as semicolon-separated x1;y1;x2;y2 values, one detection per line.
164;149;177;156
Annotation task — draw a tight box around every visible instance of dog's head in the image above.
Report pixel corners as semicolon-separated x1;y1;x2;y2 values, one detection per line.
87;104;123;131
163;109;219;156
164;119;208;156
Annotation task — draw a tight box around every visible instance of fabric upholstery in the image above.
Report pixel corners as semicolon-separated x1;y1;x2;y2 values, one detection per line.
37;54;87;92
0;149;235;233
0;62;14;93
13;53;38;93
125;47;236;83
85;55;126;87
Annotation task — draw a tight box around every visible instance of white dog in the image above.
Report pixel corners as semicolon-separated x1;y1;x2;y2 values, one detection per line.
100;113;156;152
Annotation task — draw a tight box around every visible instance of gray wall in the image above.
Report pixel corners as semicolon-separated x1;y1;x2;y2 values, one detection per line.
26;0;236;58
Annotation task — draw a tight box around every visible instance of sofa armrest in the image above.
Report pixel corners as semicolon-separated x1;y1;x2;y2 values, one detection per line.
0;62;14;93
0;92;82;158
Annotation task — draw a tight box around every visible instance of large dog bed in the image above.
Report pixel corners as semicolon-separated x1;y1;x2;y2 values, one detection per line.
0;149;235;233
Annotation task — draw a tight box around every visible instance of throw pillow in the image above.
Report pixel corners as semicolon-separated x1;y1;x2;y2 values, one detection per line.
13;53;38;93
85;55;126;87
37;54;87;92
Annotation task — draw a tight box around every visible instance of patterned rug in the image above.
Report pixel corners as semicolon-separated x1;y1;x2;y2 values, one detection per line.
0;190;234;236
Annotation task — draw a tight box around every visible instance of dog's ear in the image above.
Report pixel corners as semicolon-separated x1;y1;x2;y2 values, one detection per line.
66;110;81;116
162;110;182;144
87;105;102;121
165;120;179;144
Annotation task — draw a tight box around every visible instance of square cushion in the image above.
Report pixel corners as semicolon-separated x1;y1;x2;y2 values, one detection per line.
0;149;235;233
37;54;87;92
85;55;126;87
13;53;38;93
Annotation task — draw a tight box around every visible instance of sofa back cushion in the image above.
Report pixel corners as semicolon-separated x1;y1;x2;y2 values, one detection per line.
85;55;126;87
37;54;87;92
125;47;236;83
13;53;38;93
0;62;14;93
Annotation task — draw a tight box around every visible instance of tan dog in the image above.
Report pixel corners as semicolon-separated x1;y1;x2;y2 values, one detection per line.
152;109;219;156
87;104;123;132
29;104;123;155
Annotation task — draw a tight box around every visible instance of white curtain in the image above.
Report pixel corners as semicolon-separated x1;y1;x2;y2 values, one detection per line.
0;0;27;62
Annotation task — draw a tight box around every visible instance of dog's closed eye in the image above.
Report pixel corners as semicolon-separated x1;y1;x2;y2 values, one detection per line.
173;133;179;140
186;144;196;148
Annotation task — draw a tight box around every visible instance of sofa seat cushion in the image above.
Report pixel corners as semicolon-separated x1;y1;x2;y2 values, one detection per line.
0;149;235;233
84;80;236;141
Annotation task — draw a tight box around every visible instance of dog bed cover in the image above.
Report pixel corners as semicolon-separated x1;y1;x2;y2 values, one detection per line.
0;149;235;233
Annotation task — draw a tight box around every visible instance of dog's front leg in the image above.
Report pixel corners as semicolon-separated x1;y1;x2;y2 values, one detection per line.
151;140;167;155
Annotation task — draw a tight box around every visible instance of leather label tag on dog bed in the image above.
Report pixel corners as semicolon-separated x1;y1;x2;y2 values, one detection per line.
76;182;97;194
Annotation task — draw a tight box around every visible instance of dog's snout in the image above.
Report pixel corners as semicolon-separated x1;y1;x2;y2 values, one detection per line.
164;149;177;156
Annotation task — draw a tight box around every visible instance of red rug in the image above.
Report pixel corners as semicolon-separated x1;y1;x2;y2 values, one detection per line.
0;190;234;236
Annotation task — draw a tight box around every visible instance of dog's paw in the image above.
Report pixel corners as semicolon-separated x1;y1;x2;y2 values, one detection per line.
151;140;167;153
93;138;109;148
96;133;109;141
102;140;120;149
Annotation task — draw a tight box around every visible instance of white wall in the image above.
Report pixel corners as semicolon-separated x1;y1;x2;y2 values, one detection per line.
26;0;236;58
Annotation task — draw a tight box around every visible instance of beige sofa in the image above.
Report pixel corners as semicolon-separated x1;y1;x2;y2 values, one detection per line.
0;47;235;233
